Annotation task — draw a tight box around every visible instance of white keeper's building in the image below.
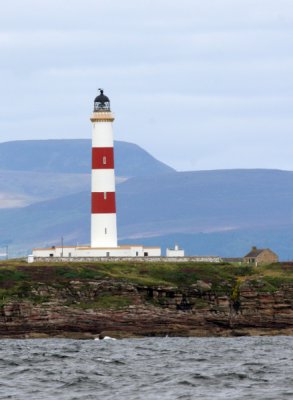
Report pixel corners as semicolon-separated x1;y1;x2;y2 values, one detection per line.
31;90;161;260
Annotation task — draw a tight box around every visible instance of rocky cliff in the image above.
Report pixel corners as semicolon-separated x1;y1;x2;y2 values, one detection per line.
0;262;292;338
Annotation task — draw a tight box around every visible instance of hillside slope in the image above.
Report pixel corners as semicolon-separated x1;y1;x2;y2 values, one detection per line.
0;171;90;208
1;169;293;258
0;139;175;176
0;139;175;208
117;169;293;237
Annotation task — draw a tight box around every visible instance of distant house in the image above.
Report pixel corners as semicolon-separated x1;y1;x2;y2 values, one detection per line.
243;246;278;266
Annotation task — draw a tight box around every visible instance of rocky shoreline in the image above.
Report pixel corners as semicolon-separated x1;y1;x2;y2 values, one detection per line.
0;274;292;339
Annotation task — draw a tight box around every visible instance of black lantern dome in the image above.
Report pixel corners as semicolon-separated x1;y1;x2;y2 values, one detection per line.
94;89;111;112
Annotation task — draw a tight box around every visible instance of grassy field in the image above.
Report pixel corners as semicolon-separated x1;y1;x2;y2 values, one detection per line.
0;260;292;289
0;260;292;310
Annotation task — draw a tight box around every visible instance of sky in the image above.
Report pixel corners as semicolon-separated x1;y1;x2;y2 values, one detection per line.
0;0;292;171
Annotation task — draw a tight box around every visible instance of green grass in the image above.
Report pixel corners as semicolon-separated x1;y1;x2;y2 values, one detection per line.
0;268;28;284
0;261;292;306
0;282;49;306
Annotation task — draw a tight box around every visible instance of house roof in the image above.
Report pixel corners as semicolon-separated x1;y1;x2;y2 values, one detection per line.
244;248;266;258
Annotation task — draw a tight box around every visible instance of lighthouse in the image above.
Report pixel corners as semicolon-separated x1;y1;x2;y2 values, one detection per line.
31;90;161;260
90;89;118;248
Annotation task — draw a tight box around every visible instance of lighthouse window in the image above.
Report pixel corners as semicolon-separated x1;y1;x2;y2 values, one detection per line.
103;156;107;165
104;192;107;200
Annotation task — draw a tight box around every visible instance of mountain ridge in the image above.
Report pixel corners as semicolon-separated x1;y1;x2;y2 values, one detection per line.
0;139;175;208
0;139;292;259
0;139;175;175
1;167;293;259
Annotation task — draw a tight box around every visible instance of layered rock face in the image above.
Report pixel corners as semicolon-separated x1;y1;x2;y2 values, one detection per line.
0;280;292;338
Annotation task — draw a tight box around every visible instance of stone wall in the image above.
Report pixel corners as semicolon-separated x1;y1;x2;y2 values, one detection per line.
256;250;279;265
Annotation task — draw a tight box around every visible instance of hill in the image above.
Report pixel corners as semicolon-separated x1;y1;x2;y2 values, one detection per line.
119;227;293;260
0;170;90;208
117;169;293;237
1;169;293;259
0;139;175;208
0;139;174;175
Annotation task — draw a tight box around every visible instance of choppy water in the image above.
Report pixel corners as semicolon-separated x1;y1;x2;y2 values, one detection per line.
0;336;292;400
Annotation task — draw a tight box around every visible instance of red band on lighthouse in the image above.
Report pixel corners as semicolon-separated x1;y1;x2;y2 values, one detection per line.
92;147;114;169
91;192;116;214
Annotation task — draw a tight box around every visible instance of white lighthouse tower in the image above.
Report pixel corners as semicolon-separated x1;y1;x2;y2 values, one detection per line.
90;89;118;248
31;90;161;260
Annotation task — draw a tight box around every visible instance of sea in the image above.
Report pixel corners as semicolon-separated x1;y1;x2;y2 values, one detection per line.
0;336;292;400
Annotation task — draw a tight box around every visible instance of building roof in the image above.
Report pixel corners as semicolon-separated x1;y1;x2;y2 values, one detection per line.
33;245;161;251
244;248;269;258
245;249;264;258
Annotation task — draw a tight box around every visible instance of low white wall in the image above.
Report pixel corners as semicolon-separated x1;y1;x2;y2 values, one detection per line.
33;246;162;258
166;249;185;257
32;256;222;263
